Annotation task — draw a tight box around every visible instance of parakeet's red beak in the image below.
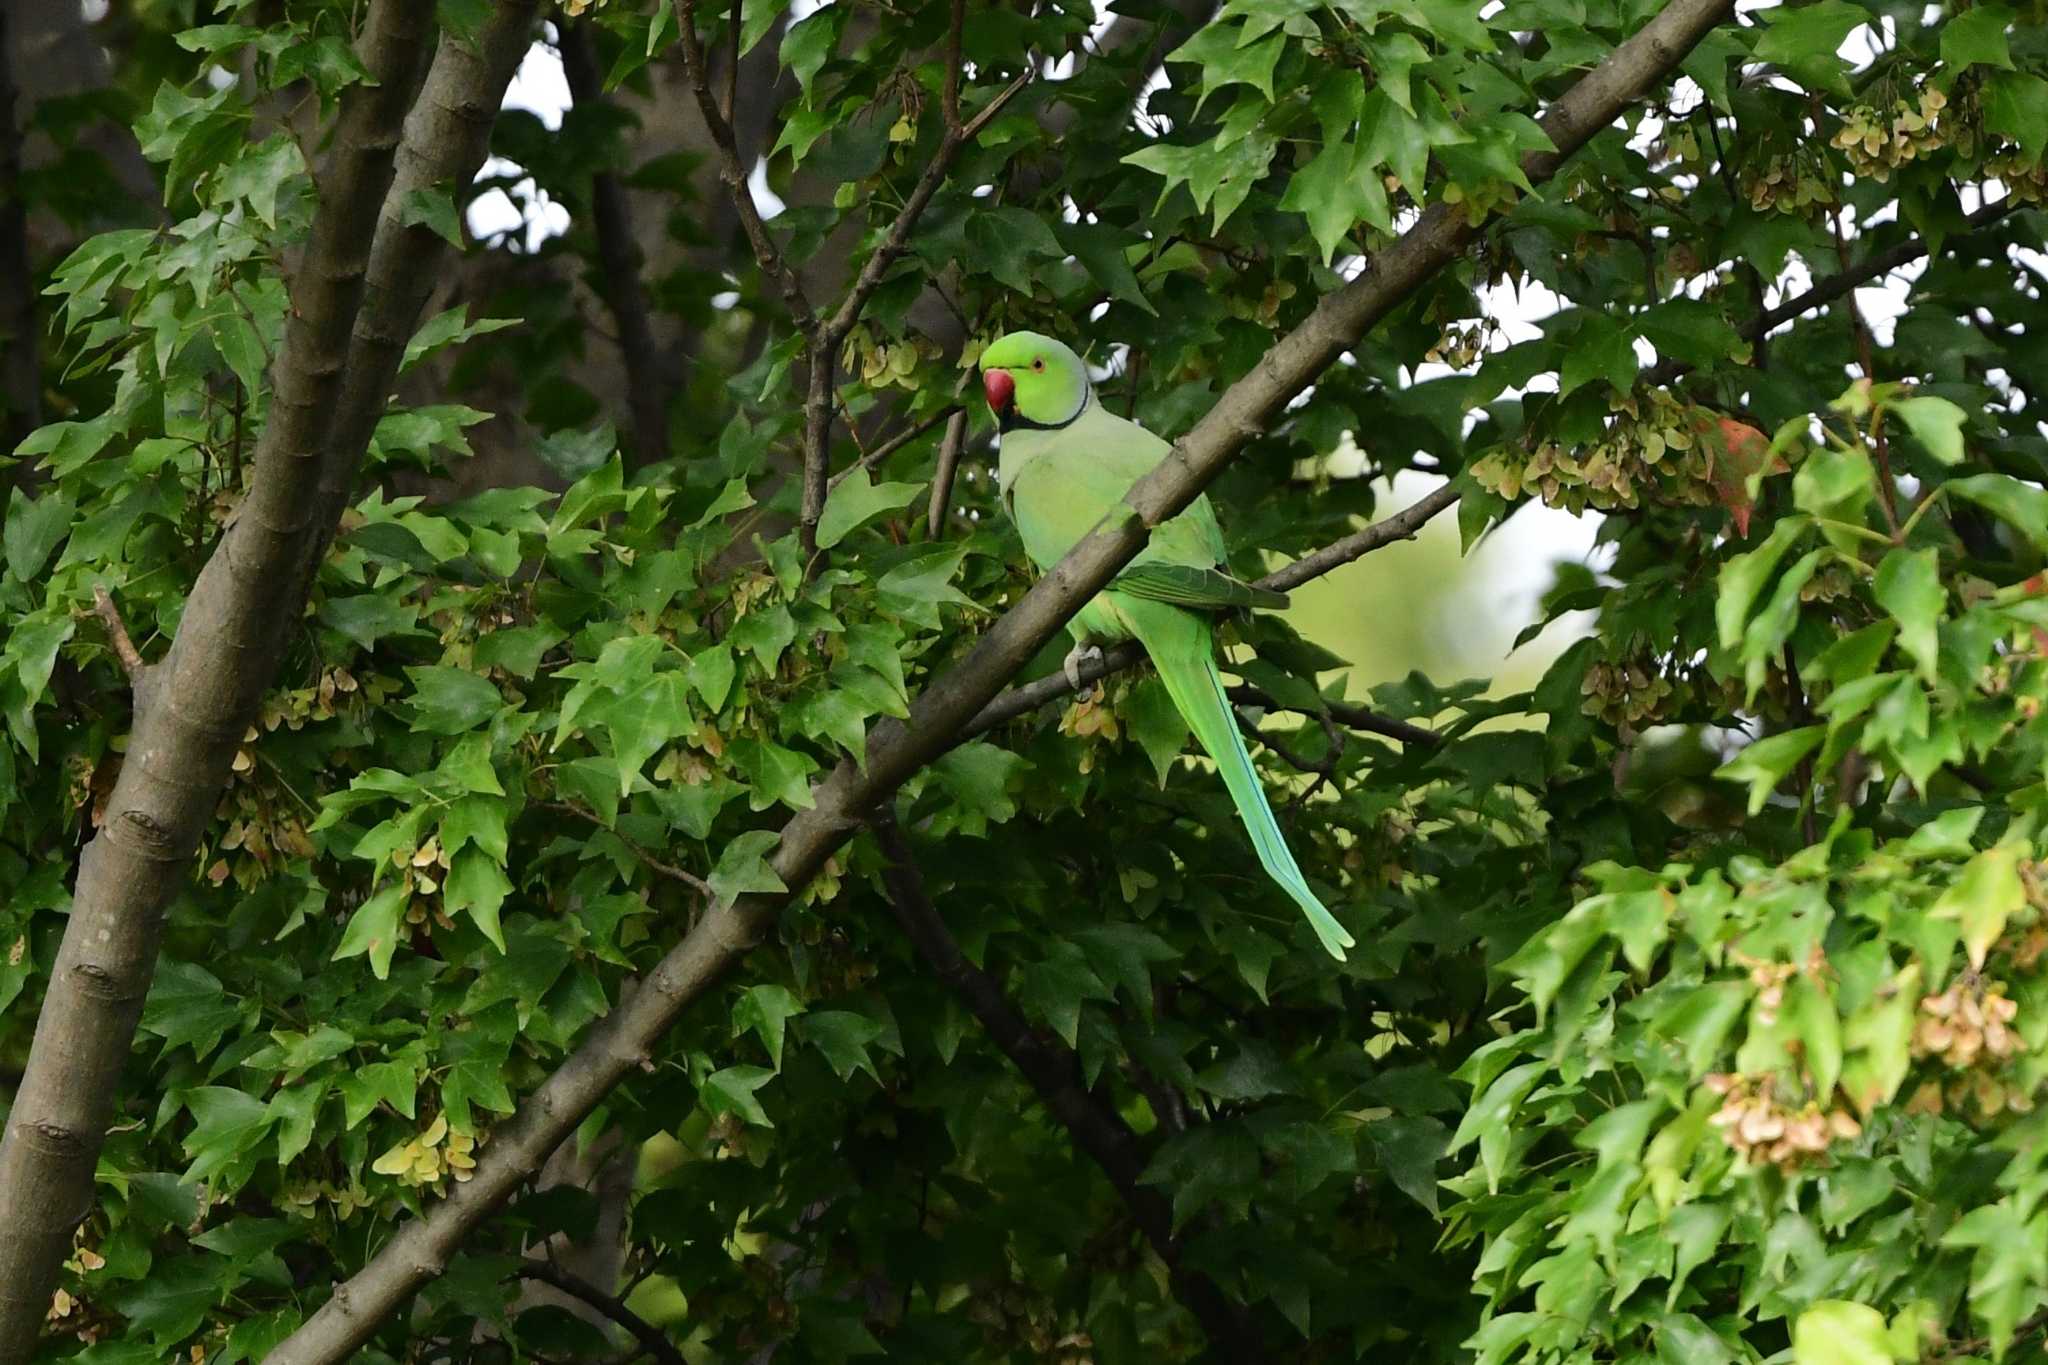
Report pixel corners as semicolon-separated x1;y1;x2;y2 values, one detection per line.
983;368;1015;415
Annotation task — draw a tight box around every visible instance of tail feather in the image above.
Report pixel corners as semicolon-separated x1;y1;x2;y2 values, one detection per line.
1124;597;1354;961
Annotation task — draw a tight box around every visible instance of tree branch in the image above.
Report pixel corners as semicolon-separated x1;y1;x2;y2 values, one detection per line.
674;0;817;338
262;10;1735;1359
90;586;145;683
818;70;1032;350
826;403;960;492
941;0;963;130
870;808;1261;1355
560;20;674;471
798;65;1028;556
1642;197;2018;389
1261;480;1462;595
925;409;970;538
514;1261;686;1365
302;3;534;585
1227;684;1439;749
678;0;1025;557
722;0;742;128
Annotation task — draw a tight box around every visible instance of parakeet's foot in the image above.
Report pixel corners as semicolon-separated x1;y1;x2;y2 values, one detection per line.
1064;643;1105;701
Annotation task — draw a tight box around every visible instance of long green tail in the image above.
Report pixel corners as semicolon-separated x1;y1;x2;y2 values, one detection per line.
1120;595;1354;961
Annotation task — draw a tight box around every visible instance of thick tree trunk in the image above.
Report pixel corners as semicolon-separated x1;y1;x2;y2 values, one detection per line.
0;6;538;1357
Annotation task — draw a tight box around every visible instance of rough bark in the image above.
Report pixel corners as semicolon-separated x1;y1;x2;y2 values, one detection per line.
262;5;1737;1360
0;5;538;1356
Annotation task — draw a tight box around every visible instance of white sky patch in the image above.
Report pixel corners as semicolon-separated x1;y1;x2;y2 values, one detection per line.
505;39;569;129
468;156;573;250
749;159;788;220
470;43;575;246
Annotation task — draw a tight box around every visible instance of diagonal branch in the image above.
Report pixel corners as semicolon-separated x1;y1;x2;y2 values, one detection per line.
0;2;550;1353
827;403;962;491
560;20;675;470
1261;480;1461;595
1641;197;2018;390
870;808;1262;1355
514;1261;686;1365
263;9;1737;1360
819;70;1033;350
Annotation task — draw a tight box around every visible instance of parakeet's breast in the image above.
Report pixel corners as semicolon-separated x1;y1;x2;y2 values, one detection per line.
995;423;1060;505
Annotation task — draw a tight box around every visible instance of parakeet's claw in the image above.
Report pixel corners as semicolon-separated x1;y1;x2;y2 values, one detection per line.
1064;643;1105;701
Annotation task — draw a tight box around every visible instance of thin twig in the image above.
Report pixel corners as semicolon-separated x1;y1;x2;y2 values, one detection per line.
1261;480;1461;595
926;409;971;537
961;487;1464;740
679;0;1026;562
819;67;1033;349
1226;683;1438;748
540;801;714;897
1235;708;1334;777
92;587;147;681
826;404;961;490
870;808;1263;1356
515;1261;687;1365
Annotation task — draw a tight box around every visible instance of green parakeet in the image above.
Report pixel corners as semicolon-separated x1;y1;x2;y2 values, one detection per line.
980;331;1354;961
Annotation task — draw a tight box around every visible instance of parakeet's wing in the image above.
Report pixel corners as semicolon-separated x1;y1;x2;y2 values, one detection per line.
1112;563;1288;611
1007;403;1239;577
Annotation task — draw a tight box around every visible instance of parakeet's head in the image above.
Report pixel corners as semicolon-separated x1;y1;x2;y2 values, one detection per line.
979;331;1089;431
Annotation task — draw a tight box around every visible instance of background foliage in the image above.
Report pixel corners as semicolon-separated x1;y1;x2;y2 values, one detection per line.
3;0;2048;1362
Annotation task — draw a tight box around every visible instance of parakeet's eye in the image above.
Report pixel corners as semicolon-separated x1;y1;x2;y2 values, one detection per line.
1032;358;1044;370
